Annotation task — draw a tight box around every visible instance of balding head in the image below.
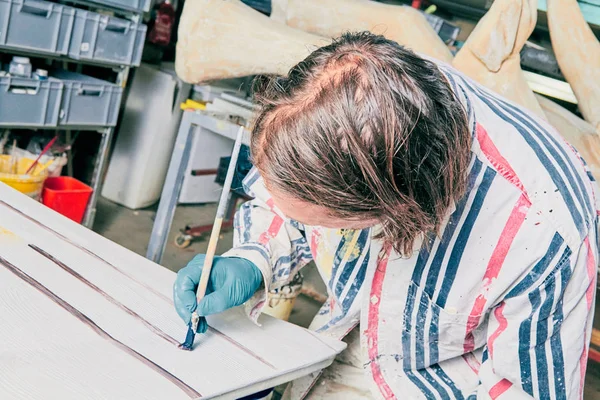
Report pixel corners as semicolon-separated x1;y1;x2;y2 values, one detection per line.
251;32;471;255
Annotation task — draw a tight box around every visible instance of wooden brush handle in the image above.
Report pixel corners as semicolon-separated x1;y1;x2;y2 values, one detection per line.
194;126;245;306
195;217;223;303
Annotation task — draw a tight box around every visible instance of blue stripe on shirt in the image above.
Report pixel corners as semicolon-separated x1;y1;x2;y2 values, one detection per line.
505;233;565;299
550;255;573;400
446;72;589;237
423;157;483;366
437;167;497;307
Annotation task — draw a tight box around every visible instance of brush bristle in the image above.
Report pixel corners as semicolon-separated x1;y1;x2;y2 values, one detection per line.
179;324;195;350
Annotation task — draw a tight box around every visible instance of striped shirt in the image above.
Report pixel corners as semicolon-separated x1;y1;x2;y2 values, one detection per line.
223;63;599;399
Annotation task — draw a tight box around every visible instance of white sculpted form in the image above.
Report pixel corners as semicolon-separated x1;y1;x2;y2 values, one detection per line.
174;0;600;192
452;0;546;119
547;0;600;132
270;0;453;63
175;0;328;83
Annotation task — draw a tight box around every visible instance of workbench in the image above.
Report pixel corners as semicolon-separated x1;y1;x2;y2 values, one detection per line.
0;180;346;399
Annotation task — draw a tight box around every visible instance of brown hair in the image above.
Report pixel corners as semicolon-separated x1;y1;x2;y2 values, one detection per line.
251;32;471;256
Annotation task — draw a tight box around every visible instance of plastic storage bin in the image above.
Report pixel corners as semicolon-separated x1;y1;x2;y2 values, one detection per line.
42;176;93;223
0;0;75;55
69;0;150;13
0;76;64;127
69;10;147;67
53;70;123;127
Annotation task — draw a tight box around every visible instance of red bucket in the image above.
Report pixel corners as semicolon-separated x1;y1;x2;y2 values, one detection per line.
42;177;93;224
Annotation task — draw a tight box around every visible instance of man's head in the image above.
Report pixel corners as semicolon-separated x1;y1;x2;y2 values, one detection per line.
251;32;471;255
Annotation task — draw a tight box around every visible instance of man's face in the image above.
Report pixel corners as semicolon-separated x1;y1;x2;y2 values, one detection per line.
268;187;378;230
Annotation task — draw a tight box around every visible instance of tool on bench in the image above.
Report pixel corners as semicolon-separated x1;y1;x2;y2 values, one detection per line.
179;126;245;351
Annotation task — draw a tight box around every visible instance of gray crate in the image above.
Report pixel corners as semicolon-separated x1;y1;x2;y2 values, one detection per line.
0;76;63;127
53;70;123;127
69;10;146;67
69;0;150;13
0;0;75;55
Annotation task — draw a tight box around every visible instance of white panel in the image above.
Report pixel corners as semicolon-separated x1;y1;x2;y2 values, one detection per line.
0;183;346;399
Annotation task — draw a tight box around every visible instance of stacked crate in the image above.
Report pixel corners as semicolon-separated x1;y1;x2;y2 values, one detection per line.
0;0;149;226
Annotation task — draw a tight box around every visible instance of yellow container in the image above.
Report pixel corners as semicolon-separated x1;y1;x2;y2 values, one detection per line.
262;274;303;322
0;155;48;200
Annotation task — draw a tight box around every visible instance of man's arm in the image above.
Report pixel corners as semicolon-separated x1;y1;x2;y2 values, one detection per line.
386;230;597;400
222;168;314;320
475;235;596;399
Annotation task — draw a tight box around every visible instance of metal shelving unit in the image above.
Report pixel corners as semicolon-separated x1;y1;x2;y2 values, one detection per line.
0;0;148;228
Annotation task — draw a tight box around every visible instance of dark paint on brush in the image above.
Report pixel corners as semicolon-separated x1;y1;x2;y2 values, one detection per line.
180;323;196;350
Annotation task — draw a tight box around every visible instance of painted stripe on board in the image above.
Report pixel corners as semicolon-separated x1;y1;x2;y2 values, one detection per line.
0;255;202;398
0;201;173;305
29;244;180;346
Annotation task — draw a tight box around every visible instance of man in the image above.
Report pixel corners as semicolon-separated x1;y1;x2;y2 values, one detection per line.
173;33;599;399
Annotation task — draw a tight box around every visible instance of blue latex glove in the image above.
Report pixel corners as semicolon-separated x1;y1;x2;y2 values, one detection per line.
173;254;263;333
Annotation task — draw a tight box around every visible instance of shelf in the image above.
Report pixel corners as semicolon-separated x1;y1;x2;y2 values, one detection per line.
523;71;578;104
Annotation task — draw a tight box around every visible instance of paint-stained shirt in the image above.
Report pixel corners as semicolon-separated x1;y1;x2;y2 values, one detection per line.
222;64;599;400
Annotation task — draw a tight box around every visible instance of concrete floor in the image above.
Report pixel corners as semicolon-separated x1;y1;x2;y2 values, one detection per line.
94;197;600;398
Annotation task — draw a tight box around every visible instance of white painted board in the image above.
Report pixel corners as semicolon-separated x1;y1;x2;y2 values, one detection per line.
0;183;346;399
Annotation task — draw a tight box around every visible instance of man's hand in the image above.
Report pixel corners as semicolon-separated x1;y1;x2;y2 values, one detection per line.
173;255;263;333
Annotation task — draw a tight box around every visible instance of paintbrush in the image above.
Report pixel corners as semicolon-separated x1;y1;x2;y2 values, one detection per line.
25;135;58;175
180;125;245;351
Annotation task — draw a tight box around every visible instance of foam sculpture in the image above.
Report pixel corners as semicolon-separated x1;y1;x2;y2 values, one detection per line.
452;0;546;119
174;0;600;178
536;94;600;179
547;0;600;132
270;0;453;63
175;0;328;83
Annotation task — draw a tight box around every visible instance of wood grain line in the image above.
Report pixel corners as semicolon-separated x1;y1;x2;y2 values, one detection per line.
0;201;277;373
208;327;276;370
0;255;202;399
0;200;172;304
28;244;180;347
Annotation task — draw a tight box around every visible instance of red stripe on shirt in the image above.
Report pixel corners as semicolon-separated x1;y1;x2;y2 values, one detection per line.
487;302;508;359
258;216;284;245
580;237;597;397
476;123;530;200
584;237;596;309
462;353;481;375
489;379;512;399
366;246;396;399
464;194;529;352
